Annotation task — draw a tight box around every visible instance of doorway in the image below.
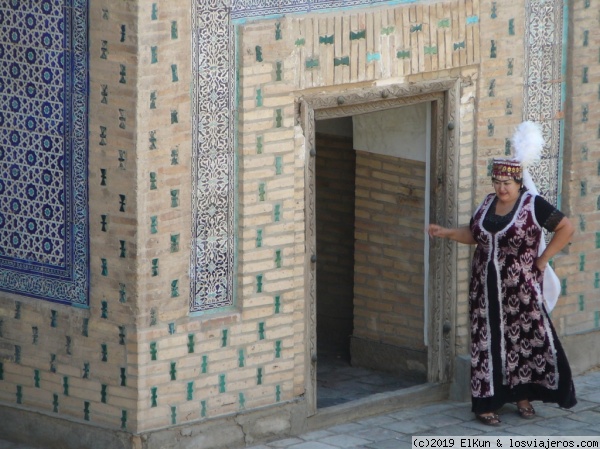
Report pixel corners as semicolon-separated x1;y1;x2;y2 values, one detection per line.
300;80;460;416
314;104;430;408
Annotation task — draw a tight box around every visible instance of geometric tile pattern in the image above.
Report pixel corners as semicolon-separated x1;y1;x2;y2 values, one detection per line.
0;0;89;305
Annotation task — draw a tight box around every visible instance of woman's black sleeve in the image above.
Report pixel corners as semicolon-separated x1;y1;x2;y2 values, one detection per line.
534;196;565;232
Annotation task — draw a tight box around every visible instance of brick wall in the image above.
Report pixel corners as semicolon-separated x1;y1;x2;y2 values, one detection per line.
315;134;356;356
0;0;195;435
471;0;600;348
0;0;478;439
557;0;600;339
3;0;599;445
353;152;427;361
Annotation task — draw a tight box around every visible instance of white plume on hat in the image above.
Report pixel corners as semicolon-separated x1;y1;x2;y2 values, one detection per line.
511;121;544;168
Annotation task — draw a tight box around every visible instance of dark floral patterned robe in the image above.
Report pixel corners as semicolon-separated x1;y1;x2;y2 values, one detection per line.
469;191;576;413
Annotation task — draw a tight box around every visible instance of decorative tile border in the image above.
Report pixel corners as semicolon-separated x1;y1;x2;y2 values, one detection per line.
191;1;236;312
0;0;89;305
523;0;564;206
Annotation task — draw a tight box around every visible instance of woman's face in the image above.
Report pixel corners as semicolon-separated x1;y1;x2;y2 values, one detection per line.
492;178;521;203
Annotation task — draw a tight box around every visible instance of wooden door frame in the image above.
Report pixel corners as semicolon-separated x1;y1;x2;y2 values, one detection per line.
299;78;460;416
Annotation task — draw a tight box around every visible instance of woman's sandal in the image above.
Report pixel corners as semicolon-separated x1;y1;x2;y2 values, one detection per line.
476;413;501;426
517;404;536;419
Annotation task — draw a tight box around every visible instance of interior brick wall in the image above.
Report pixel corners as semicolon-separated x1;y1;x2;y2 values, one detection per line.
353;151;427;351
315;134;356;356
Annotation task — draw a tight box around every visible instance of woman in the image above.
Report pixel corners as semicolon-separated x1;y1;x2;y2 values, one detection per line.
428;158;577;426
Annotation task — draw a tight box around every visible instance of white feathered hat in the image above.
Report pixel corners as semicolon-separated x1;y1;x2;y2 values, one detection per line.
511;121;544;169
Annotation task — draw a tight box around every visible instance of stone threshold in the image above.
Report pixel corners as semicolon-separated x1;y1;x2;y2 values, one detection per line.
307;382;451;431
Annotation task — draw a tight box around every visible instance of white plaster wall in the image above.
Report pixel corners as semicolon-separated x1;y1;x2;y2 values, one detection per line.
353;103;427;162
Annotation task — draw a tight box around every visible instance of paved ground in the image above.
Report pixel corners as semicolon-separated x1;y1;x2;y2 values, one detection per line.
246;370;600;449
1;370;599;449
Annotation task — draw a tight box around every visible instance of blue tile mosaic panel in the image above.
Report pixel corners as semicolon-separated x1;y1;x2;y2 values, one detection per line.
0;0;89;305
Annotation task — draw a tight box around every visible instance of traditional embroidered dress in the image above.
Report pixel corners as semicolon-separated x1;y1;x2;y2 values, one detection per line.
469;190;577;414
